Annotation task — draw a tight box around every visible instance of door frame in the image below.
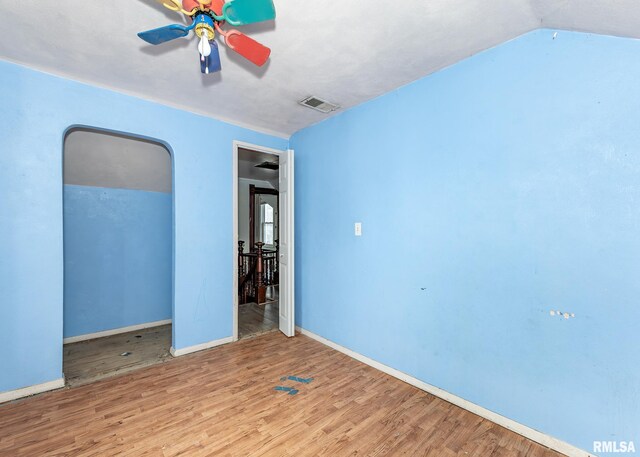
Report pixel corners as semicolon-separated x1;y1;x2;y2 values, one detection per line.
232;140;293;341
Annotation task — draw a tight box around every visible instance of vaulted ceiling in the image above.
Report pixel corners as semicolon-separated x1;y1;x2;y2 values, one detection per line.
1;1;639;137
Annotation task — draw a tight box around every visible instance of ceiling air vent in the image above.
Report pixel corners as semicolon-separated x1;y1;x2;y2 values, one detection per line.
299;96;340;113
255;161;279;170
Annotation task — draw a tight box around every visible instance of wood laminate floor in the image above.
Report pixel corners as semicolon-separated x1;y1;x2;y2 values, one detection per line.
63;325;172;387
0;332;564;457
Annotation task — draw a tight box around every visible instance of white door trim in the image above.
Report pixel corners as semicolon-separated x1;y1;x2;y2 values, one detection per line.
278;149;295;336
232;141;291;341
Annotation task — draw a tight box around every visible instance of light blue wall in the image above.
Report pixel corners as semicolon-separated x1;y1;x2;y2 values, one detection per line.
291;30;640;454
0;60;287;393
63;185;172;338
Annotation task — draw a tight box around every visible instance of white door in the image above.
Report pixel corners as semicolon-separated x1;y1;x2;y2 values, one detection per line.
278;149;295;337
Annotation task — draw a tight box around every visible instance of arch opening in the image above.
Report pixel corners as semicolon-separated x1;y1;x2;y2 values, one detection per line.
62;126;175;386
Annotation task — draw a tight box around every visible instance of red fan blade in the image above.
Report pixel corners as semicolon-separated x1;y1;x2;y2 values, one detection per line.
225;30;271;66
209;0;225;15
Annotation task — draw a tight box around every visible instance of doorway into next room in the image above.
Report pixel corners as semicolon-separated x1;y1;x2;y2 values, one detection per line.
62;128;173;386
237;147;280;339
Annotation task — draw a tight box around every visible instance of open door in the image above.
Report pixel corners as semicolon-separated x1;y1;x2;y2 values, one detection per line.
278;149;295;337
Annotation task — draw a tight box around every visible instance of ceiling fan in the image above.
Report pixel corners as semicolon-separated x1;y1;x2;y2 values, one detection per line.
138;0;275;74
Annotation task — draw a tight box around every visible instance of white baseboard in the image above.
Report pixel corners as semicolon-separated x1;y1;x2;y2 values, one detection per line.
170;336;233;357
0;377;65;404
296;326;593;457
63;319;172;344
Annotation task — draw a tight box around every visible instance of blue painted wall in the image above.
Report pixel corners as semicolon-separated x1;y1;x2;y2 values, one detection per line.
0;60;287;393
63;185;172;338
291;30;640;454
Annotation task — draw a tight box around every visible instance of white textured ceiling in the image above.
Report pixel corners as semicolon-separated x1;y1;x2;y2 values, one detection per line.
1;1;640;137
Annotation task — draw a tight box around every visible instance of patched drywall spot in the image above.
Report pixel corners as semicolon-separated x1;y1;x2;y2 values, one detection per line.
549;310;576;319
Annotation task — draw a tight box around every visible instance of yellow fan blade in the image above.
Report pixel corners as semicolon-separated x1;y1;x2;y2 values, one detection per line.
158;0;179;11
156;0;197;16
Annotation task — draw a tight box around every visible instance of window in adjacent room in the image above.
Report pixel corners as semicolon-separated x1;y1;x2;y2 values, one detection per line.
261;202;274;246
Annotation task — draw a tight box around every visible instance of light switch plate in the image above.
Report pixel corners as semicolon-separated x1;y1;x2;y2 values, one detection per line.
354;222;362;236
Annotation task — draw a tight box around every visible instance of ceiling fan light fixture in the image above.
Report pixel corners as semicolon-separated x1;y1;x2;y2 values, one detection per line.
201;41;222;74
198;31;212;57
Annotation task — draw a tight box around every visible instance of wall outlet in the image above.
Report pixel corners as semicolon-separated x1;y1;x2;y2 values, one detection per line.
354;222;362;236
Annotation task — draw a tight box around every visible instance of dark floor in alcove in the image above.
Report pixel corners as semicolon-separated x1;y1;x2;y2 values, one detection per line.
63;325;172;387
239;286;279;339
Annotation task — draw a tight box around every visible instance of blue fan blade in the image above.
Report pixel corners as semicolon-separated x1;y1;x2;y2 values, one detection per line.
200;41;222;74
223;0;276;26
138;24;191;45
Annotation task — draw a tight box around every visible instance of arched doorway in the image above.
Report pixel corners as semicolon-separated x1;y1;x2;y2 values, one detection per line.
62;127;174;386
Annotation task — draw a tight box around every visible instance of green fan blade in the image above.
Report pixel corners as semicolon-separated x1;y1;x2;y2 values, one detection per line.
223;0;276;26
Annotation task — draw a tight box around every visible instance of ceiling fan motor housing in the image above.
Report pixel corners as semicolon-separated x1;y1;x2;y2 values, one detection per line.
194;12;215;39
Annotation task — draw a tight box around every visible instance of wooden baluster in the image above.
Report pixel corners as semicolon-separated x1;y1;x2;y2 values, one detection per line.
264;256;269;286
255;242;266;305
264;257;270;300
238;241;245;276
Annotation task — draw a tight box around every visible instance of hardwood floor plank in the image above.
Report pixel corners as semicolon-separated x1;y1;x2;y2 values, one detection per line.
0;332;565;457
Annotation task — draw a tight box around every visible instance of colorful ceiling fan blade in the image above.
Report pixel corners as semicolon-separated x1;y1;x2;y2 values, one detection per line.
208;0;226;15
138;23;194;45
224;30;270;66
201;40;222;74
222;0;276;26
157;0;183;12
